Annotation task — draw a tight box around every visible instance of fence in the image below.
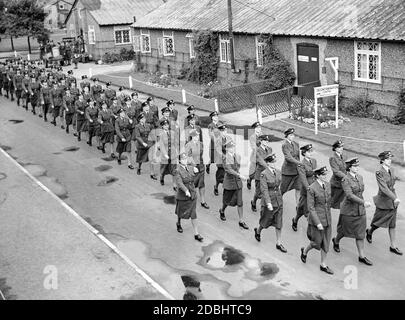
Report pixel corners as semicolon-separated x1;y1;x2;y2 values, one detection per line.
256;81;319;117
216;79;281;113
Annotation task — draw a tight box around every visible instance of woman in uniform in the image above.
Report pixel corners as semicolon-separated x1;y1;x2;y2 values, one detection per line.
300;166;334;275
174;152;204;242
292;144;317;231
157;118;177;189
206;111;219;175
280;128;301;206
219;138;249;230
141;102;158;180
133;112;153;175
366;151;402;255
63;88;76;134
247;121;262;190
85;100;100;147
28;75;41;115
329;140;347;209
332;158;373;265
74;93;87;141
254;153;287;253
98;102;116;158
115;109;134;169
185;129;209;209
214;122;227;196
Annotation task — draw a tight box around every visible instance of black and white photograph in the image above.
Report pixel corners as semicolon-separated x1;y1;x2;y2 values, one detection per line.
0;0;405;307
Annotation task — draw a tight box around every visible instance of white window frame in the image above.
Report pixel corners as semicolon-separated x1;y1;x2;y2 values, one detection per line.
162;30;175;56
354;41;381;84
114;27;132;45
140;29;151;53
88;25;95;44
256;36;265;67
219;34;232;63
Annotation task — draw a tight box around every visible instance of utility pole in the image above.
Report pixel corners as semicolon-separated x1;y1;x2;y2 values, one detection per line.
227;0;236;71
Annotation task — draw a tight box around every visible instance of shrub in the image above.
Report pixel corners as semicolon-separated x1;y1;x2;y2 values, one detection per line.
102;48;136;64
392;89;405;124
343;95;374;117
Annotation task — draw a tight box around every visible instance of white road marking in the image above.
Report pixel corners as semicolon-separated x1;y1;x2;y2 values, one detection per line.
0;147;175;300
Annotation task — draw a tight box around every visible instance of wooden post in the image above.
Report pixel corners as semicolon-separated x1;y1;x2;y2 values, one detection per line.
129;75;133;89
27;36;32;54
10;35;15;52
314;97;318;135
182;89;186;104
335;94;339;128
214;99;219;113
227;0;236;71
89;68;92;78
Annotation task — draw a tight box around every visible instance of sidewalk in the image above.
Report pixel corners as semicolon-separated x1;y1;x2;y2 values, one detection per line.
0;148;168;300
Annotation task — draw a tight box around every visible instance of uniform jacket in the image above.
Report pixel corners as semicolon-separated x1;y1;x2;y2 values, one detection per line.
168;108;178;122
329;152;347;187
70;87;80;101
307;181;332;227
298;157;317;190
98;110;115;132
96;97;108;109
85;106;99;125
28;81;41;95
254;146;272;180
80;81;91;91
260;167;283;208
91;84;102;100
185;140;204;171
341;173;366;216
21;78;30;92
50;87;63;107
134;123;153;149
156;128;178;161
13;74;24;90
40;87;52;104
63;95;76;114
184;114;200;128
115;117;132;141
143;110;159;128
185;124;202;142
223;153;243;190
75;100;87;120
281;140;301;175
373;166;397;210
174;165;197;201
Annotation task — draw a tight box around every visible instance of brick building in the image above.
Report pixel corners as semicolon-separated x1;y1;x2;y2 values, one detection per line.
43;0;74;31
64;0;164;60
131;0;405;116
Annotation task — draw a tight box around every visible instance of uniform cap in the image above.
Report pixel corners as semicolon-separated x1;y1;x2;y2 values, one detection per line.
300;144;313;152
209;111;218;118
131;92;138;97
378;151;394;160
137;112;146;121
81;75;87;79
161;106;170;114
119;86;123;91
217;122;226;130
314;166;328;176
146;97;153;102
332;140;344;149
284;127;295;137
258;135;271;142
106;82;111;86
160;119;169;126
166;99;174;106
264;153;277;163
186;113;196;121
251;121;260;129
345;157;360;167
187;105;195;111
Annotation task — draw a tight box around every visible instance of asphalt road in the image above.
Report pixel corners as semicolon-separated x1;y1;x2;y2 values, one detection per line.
1;95;405;300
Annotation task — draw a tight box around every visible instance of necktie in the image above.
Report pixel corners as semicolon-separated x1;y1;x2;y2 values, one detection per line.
322;183;325;190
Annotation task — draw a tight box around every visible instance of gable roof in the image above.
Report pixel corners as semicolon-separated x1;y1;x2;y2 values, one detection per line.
65;0;164;26
131;0;405;42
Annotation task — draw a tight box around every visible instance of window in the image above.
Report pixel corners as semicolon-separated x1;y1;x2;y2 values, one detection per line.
256;36;265;67
162;30;174;56
186;33;195;59
140;29;151;53
88;25;95;44
219;34;232;63
354;41;381;83
114;27;131;45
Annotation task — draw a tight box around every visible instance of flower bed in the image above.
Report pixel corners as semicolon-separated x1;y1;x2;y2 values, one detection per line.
146;72;182;89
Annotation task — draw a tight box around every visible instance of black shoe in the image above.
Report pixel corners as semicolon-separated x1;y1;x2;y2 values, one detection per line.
320;265;334;275
239;221;249;230
292;217;298;232
173;187;177;192
194;234;204;242
97;146;103;150
117;159;122;165
332;238;340;253
300;247;307;263
359;256;373;266
206;165;210;174
251;200;257;212
219;209;226;221
390;247;403;255
276;244;287;253
247;179;251;190
61;125;65;129
201;202;209;209
51;121;56;126
111;153;116;159
366;229;372;244
254;228;261;242
44;118;48;122
214;187;219;196
150;175;157;180
101;148;105;154
39;114;43;118
160;179;164;186
137;169;141;175
176;223;183;233
128;165;134;170
87;141;92;146
77;137;81;141
66;128;69;134
73;133;78;137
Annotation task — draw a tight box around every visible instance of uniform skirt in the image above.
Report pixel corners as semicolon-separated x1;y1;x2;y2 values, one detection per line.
216;165;225;184
176;198;197;220
296;191;309;219
254;180;262;198
88;123;100;137
223;188;243;207
280;174;301;194
330;186;345;209
337;214;366;240
194;170;205;189
136;147;149;163
116;130;131;153
260;205;283;229
65;113;74;126
160;162;176;176
371;207;397;229
52;106;61;118
76;118;87;132
307;224;331;252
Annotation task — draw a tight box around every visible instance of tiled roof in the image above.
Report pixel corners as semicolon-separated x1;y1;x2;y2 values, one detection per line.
131;0;405;41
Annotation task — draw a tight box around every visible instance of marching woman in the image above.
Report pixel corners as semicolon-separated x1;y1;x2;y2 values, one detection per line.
104;82;116;107
141;101;158;180
133;112;153;175
280;128;301;206
206;111;220;175
63;88;76;134
329;140;347;209
214;122;227;196
98;102;116;157
82;85;92;103
74;93;87;141
50;81;63;126
219;138;249;230
115;108;134;169
254;153;287;253
300;166;334;275
85;100;100;147
184;105;200;128
247;121;262;190
21;72;30;110
28;75;41;115
174;152;204;242
366;151;402;255
157;118;178;189
332;158;373;265
39;80;52;122
292;144;317;231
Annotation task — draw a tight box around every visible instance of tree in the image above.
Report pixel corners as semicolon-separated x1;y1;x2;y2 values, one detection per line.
1;0;49;53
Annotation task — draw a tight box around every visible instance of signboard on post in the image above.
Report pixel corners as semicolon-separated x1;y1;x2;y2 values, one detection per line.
314;84;339;134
